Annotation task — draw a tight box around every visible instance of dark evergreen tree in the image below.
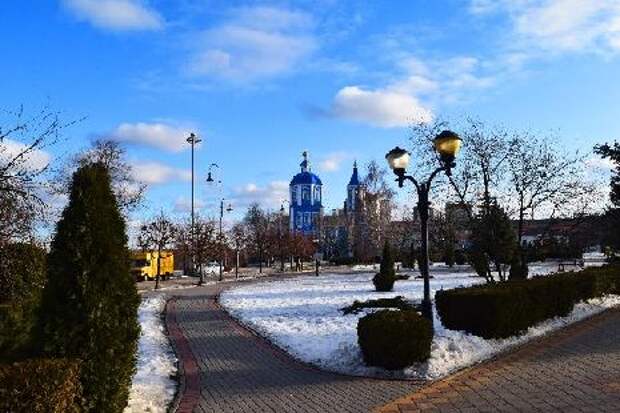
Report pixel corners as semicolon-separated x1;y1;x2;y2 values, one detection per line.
373;241;396;292
38;163;140;413
594;142;620;251
469;202;516;282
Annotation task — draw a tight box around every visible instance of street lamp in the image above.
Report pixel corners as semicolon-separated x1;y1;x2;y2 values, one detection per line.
186;133;201;281
385;130;462;322
279;200;290;272
218;199;233;281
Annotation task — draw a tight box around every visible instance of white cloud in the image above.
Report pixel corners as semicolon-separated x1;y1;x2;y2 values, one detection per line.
62;0;163;32
471;0;620;54
109;122;194;152
0;139;51;171
187;6;317;82
319;152;351;173
231;181;289;208
324;50;498;128
132;161;191;185
329;86;433;128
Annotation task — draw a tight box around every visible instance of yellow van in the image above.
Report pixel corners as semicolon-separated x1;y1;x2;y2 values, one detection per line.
131;251;174;281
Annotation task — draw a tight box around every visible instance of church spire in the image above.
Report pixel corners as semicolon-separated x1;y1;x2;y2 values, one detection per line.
348;160;360;187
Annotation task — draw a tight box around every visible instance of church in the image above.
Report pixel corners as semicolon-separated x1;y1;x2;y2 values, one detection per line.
288;152;323;237
288;152;368;255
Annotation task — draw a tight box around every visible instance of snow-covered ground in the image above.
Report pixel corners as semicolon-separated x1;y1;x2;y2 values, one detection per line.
220;263;619;380
125;294;177;413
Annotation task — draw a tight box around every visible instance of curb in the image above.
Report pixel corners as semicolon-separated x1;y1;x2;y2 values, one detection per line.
166;298;201;413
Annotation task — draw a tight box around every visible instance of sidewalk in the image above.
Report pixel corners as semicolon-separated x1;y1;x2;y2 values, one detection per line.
379;308;620;413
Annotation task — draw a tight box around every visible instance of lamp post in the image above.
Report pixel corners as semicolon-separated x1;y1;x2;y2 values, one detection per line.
217;199;233;281
386;130;463;322
186;133;201;281
206;164;231;282
279;200;290;272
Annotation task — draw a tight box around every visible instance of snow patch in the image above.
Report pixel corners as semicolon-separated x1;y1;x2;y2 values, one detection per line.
220;266;620;381
125;294;177;413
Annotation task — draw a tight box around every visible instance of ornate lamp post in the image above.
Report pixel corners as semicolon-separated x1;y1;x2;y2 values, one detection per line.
385;130;463;321
186;133;201;280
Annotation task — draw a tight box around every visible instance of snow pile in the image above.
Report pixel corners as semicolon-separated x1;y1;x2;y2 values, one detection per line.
220;266;619;381
125;294;177;413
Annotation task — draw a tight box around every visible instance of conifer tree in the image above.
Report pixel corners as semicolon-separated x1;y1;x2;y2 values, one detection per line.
39;163;140;413
469;202;516;282
373;241;396;292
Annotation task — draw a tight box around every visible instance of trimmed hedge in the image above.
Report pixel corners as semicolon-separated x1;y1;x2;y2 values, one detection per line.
357;310;433;370
436;265;620;339
0;358;82;413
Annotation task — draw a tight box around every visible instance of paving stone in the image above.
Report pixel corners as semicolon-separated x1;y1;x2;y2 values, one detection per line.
379;308;620;413
165;279;420;413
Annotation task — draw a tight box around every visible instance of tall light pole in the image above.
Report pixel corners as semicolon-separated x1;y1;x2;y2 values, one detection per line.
207;166;232;282
385;130;463;322
279;200;290;272
186;133;201;281
217;198;233;281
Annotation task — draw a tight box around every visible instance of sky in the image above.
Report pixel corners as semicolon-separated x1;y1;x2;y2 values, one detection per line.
1;0;619;222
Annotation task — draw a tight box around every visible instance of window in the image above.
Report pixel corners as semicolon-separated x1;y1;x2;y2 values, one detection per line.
291;188;297;204
302;186;310;201
314;187;321;203
296;212;303;228
304;212;311;225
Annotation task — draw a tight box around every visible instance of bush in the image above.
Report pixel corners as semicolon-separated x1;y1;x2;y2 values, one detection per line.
357;310;433;370
0;243;47;361
373;242;396;292
436;265;620;339
0;358;82;413
454;249;466;266
38;164;140;413
341;296;416;315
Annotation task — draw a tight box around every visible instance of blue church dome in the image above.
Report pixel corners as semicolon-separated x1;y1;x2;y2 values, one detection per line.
290;171;322;186
288;151;323;237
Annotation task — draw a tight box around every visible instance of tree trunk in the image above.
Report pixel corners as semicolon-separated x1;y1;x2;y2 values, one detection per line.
155;249;161;290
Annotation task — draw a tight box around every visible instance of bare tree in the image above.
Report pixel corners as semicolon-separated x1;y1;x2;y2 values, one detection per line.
244;203;270;273
0;106;77;245
230;222;248;278
193;216;217;283
506;134;596;245
351;161;395;262
138;212;176;290
57;139;147;214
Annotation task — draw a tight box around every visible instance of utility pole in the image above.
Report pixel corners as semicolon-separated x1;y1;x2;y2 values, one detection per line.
186;133;201;283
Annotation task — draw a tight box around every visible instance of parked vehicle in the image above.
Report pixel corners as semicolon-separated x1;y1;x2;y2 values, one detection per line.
131;251;174;281
200;261;220;276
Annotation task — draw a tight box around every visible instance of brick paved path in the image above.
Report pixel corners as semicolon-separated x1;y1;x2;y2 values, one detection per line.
167;281;420;413
380;308;620;413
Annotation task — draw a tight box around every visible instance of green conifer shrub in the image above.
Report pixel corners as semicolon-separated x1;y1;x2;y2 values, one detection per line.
373;241;397;292
357;310;433;370
38;163;140;413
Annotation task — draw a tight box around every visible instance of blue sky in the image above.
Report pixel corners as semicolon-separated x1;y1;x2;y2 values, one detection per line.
2;0;620;221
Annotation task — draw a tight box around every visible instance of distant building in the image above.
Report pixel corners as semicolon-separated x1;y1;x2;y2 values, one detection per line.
289;151;323;238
